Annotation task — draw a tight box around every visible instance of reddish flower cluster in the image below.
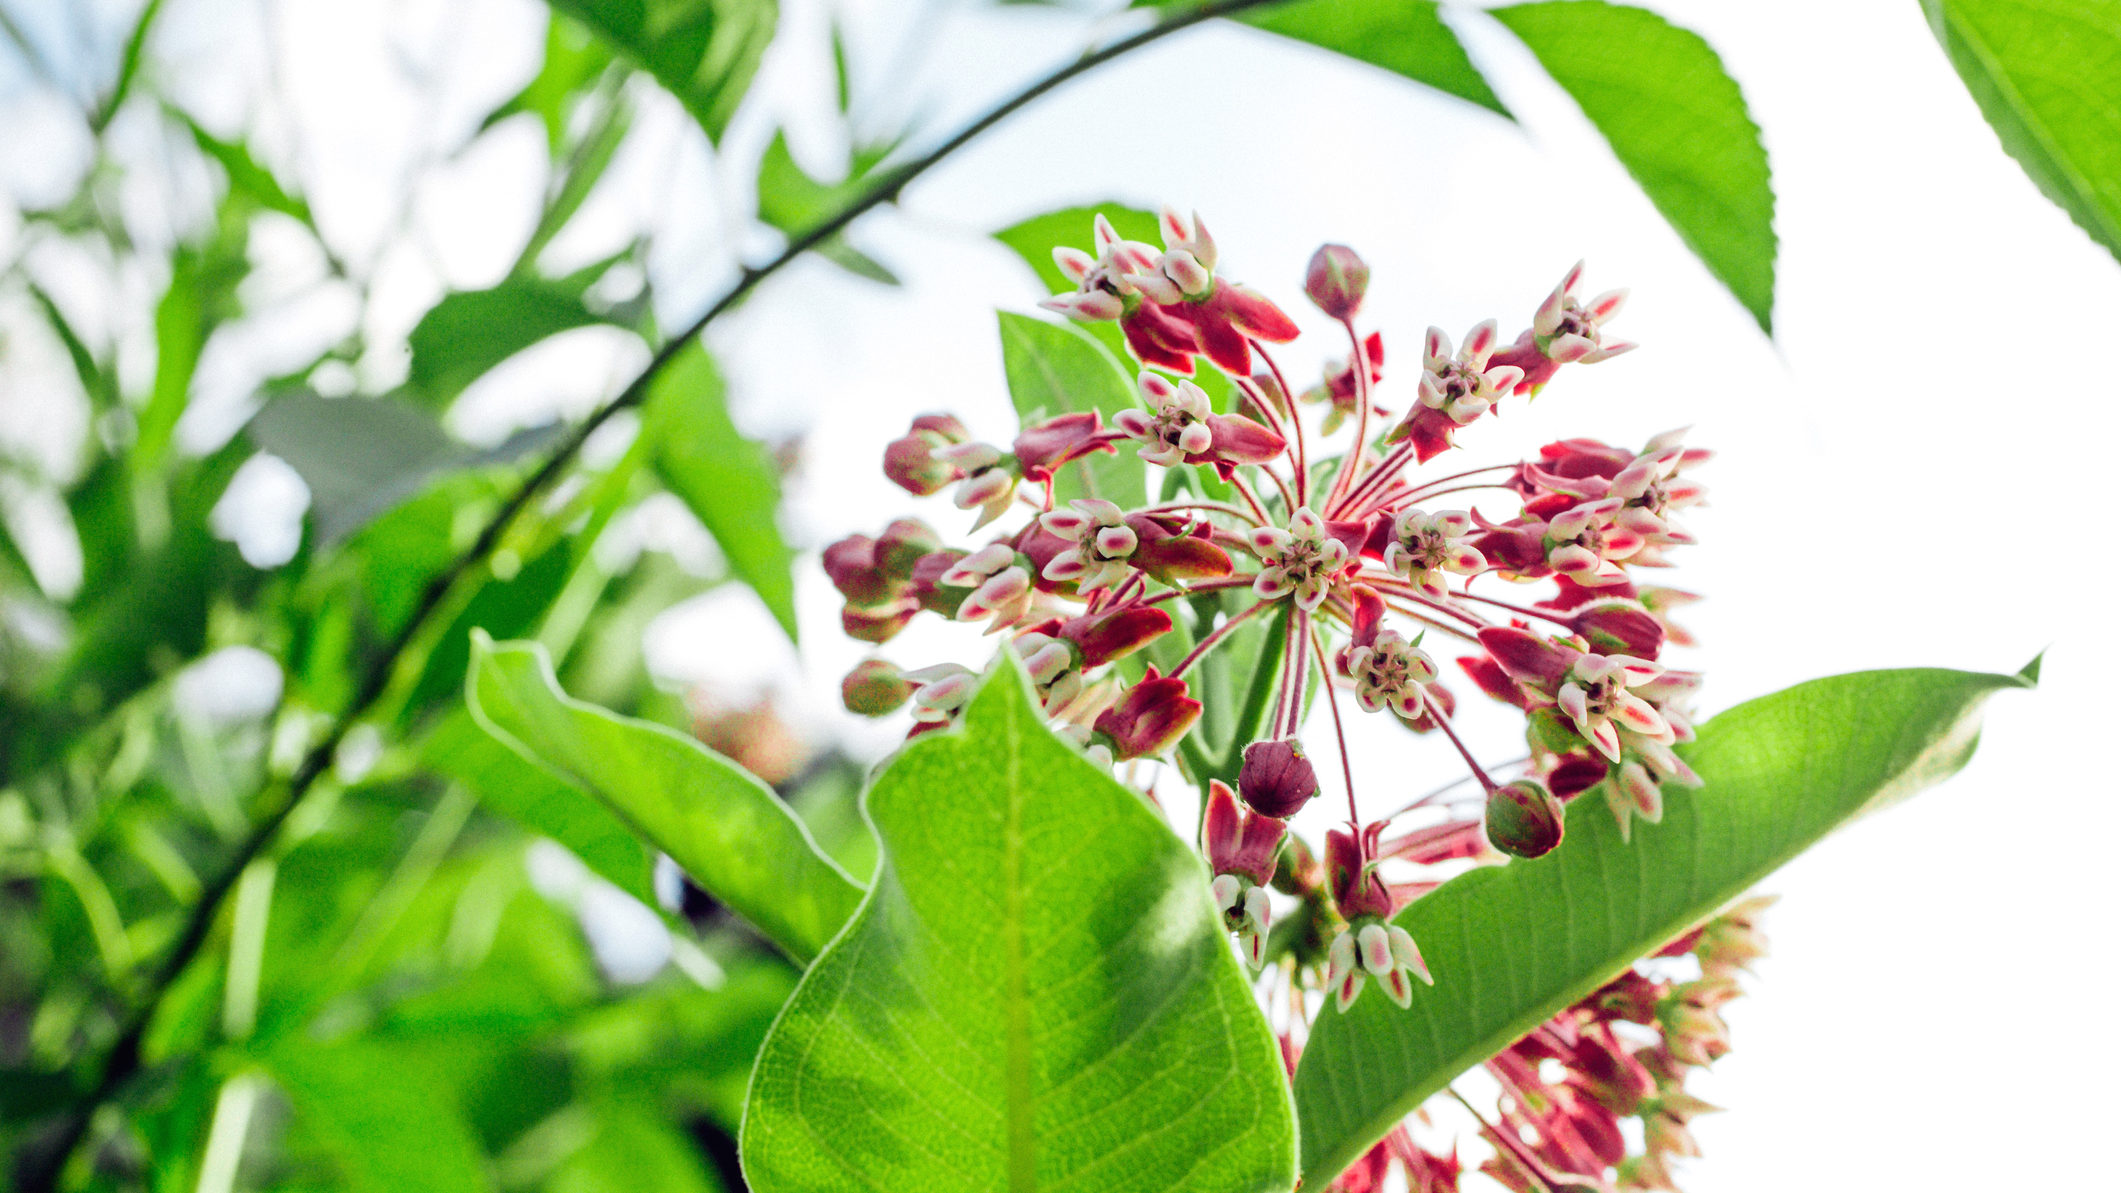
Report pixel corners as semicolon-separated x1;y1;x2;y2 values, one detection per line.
829;210;1756;1190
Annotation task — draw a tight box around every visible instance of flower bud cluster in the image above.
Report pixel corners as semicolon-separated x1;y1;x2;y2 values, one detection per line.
833;209;1715;1189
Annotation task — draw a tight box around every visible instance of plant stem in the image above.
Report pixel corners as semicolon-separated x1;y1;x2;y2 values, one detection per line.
12;3;1288;1185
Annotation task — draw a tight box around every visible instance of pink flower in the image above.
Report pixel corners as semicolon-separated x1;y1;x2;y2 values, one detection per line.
1557;653;1671;762
1038;499;1138;593
1382;508;1484;599
1205;779;1285;967
1250;507;1350;612
1347;629;1438;717
1092;668;1201;760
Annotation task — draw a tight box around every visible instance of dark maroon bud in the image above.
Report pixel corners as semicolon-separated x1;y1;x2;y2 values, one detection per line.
1547;754;1610;800
1485;778;1565;859
841;659;912;716
1573;602;1664;659
1457;654;1527;709
1476;626;1575;688
1239;737;1320;818
875;519;940;577
1304;243;1370;320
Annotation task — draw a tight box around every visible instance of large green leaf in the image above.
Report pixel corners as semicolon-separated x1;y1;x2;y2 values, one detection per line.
1922;0;2121;263
740;659;1296;1193
1291;661;2035;1185
545;0;776;144
466;634;858;961
1491;0;1777;333
997;311;1145;509
1237;0;1509;118
642;341;798;641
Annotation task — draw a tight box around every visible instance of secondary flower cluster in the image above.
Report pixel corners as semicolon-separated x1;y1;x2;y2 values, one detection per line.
829;210;1749;1190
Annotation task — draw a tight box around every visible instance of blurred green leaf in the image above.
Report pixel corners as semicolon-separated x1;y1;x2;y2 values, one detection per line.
406;263;639;410
95;0;165;130
1238;0;1510;117
642;342;798;641
174;108;313;225
424;710;658;905
484;15;615;150
548;1103;726;1193
997;311;1144;508
1922;0;2121;263
248;392;565;545
1492;0;1777;332
467;635;862;962
1291;662;2036;1185
756;131;898;283
137;214;249;473
545;0;777;144
269;1042;490;1193
740;660;1296;1193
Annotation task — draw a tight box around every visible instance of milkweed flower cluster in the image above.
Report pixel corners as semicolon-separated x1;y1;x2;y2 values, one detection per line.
828;210;1753;1190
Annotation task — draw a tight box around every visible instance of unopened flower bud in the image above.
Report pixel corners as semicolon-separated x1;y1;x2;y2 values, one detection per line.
1305;243;1370;320
1239;737;1320;818
822;535;894;606
1092;670;1201;760
875;518;941;576
841;659;913;716
1485;778;1566;859
1573;602;1666;659
840;601;917;645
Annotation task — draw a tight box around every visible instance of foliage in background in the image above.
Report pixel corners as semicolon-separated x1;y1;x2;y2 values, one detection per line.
0;0;2097;1189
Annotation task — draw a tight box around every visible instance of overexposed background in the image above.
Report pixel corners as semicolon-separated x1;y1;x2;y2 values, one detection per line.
2;0;2112;1188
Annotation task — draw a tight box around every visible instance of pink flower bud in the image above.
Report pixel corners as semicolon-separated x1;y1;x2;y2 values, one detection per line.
1305;243;1370;320
1485;778;1566;859
875;518;940;576
1058;605;1172;667
1348;584;1387;649
841;659;913;716
1238;737;1320;818
1204;780;1285;885
1092;669;1201;760
1572;602;1665;659
840;601;917;645
1125;512;1235;583
907;549;969;615
822;534;893;606
1203;412;1286;467
1476;626;1577;688
1325;824;1394;922
1012;411;1115;486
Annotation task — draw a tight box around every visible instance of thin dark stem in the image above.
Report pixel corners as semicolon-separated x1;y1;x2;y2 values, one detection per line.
1170;597;1272;678
1323;317;1373;511
13;3;1286;1186
1251;339;1305;507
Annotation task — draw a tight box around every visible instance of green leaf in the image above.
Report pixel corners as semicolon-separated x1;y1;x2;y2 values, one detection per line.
1237;0;1509;118
740;659;1296;1193
1491;0;1777;332
95;0;165;130
269;1042;490;1193
405;266;633;410
483;15;615;150
757;130;898;284
997;311;1145;509
545;0;777;144
175;108;313;225
247;392;563;544
1922;0;2121;263
432;704;659;896
1290;662;2034;1185
137;214;249;473
466;634;859;961
642;341;798;641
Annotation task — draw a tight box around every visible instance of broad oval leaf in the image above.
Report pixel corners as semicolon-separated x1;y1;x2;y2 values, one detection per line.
740;660;1296;1193
405;268;633;410
643;341;800;642
1237;0;1509;118
466;633;860;962
998;311;1146;510
1292;662;2034;1185
1922;0;2121;264
1491;0;1777;333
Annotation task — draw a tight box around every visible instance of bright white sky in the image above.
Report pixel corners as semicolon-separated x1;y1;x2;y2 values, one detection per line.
3;0;2115;1189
